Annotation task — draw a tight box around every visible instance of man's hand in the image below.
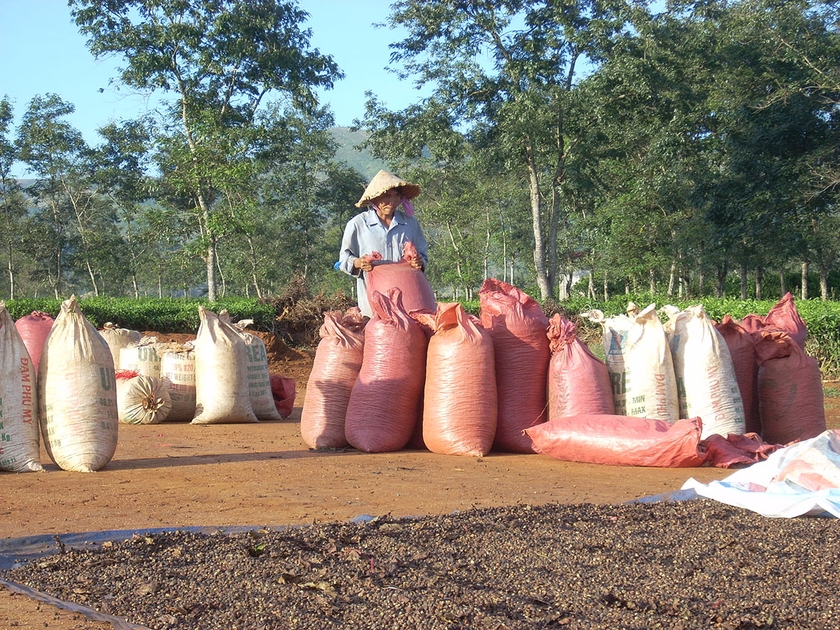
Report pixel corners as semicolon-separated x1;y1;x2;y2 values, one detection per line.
354;257;373;272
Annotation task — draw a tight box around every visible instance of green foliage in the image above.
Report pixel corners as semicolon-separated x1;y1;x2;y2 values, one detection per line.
5;297;276;333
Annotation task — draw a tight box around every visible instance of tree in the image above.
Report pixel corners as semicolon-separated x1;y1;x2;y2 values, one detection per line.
359;0;637;300
91;119;156;298
71;0;343;301
14;94;92;298
0;97;27;299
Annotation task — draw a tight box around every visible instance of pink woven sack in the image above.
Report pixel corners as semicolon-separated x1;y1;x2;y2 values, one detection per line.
300;309;366;448
417;303;497;457
345;289;427;453
479;279;550;453
526;415;704;468
365;242;437;315
14;311;55;374
546;315;615;419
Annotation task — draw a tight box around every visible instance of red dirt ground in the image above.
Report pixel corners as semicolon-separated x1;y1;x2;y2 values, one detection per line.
2;331;838;629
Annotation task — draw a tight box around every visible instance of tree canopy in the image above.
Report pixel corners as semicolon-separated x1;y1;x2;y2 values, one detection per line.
2;0;838;303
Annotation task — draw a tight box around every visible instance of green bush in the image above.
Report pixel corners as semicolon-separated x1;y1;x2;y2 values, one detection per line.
5;297;276;334
6;292;840;377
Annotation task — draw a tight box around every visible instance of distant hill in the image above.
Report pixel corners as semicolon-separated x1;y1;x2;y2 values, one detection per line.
11;131;386;185
329;127;388;179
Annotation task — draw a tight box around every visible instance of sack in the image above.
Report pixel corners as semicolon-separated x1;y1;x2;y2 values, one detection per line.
14;310;54;375
663;304;745;439
119;337;182;379
715;315;761;434
269;374;296;418
345;289;427;453
586;304;679;422
546;314;615;419
0;303;42;472
739;292;807;349
300;309;366;448
479;279;549;453
115;371;172;424
38;296;118;472
756;331;825;445
99;323;142;367
191;307;257;424
366;242;436;315
219;313;282;421
417;303;497;457
159;347;196;422
526;415;704;468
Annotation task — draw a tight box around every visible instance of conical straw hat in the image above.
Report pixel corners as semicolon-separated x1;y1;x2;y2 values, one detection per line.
355;170;421;207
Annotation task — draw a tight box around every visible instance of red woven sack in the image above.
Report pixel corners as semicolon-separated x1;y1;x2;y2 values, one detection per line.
345;289;427;453
546;315;615;419
715;315;761;434
479;279;550;453
739;292;807;349
525;415;704;468
756;331;825;445
417;303;497;457
300;309;366;449
270;374;296;418
15;311;55;374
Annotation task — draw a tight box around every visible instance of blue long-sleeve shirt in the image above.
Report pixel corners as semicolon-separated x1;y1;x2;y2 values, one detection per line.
338;208;429;317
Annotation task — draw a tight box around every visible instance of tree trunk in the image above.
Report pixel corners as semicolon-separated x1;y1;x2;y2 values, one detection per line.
525;142;551;301
739;262;748;300
215;241;226;299
779;268;786;295
6;243;14;300
716;262;727;298
819;261;829;301
497;204;508;283
755;266;763;300
667;259;676;298
603;270;609;301
801;261;809;300
246;235;263;299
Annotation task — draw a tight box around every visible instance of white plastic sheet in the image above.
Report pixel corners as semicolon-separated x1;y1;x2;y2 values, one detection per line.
682;429;840;518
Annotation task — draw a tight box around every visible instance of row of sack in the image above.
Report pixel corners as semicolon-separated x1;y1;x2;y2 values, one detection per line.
301;280;825;457
0;299;295;474
583;295;824;446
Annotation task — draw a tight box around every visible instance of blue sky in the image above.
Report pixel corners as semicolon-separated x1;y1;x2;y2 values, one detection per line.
0;0;426;175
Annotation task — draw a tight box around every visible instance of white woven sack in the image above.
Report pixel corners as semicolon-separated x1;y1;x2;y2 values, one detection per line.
220;313;281;421
663;304;745;439
119;336;162;378
38;296;118;472
192;307;257;424
0;303;43;472
99;323;141;366
586;303;679;422
160;349;196;422
116;373;173;424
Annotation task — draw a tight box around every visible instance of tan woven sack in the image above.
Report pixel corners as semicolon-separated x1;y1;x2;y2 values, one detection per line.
116;371;173;424
159;348;196;422
220;313;282;421
99;322;141;366
192;307;257;424
38;296;118;472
